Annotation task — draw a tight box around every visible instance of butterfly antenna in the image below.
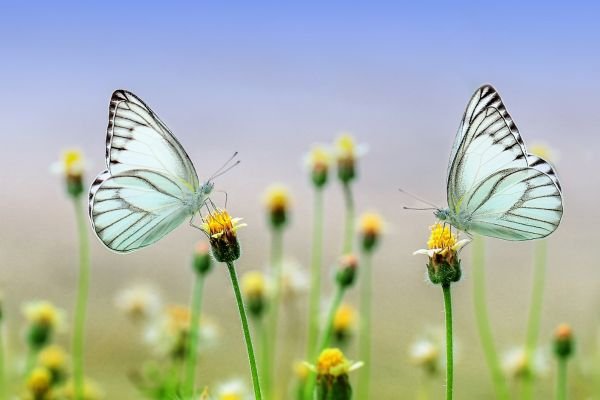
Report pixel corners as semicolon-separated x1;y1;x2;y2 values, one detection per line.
209;151;239;181
403;206;437;211
210;160;241;180
398;188;440;209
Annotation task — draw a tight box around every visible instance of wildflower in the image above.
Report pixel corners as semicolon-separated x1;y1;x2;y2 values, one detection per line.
193;241;213;275
413;223;469;286
358;211;384;252
553;323;574;360
51;149;86;197
214;379;249;400
410;336;442;376
305;145;331;188
115;284;162;322
530;142;558;164
280;260;309;300
263;184;291;229
201;209;246;263
333;304;357;344
26;367;52;397
38;345;68;383
307;348;362;400
241;271;268;318
502;346;548;380
294;361;311;382
23;301;66;349
334;133;366;184
59;377;104;400
336;254;358;289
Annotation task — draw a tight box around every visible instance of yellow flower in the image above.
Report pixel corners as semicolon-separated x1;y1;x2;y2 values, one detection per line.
52;149;86;178
358;211;384;251
59;378;104;400
414;224;469;285
242;271;267;299
27;367;52;396
24;301;65;329
263;184;291;229
315;348;362;377
530;142;558;164
201;209;246;262
305;145;331;187
115;284;162;322
38;345;68;376
333;304;357;335
334;133;366;184
294;361;310;381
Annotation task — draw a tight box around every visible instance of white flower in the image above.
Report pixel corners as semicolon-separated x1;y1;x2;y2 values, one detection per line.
115;284;162;322
502;346;549;379
214;378;250;400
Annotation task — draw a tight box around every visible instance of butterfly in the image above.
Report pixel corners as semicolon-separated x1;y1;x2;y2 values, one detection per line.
434;85;563;240
88;90;235;253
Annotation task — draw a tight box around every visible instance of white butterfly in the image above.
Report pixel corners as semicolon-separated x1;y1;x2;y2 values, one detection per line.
435;85;563;240
89;90;230;253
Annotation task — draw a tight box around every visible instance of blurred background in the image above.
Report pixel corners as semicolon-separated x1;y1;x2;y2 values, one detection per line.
1;1;599;398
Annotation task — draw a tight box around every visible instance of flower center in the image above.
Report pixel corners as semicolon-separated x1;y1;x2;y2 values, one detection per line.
427;223;457;250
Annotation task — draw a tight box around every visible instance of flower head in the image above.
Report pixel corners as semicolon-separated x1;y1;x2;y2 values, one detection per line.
263;184;291;229
241;271;268;318
414;223;469;285
201;209;245;263
334;133;366;184
308;348;362;400
59;377;104;400
333;303;357;343
214;379;249;400
553;323;575;360
358;211;384;252
51;149;86;197
38;345;68;383
193;241;213;275
336;254;358;288
409;328;447;376
23;301;66;349
305;145;332;188
26;367;52;397
115;284;162;322
502;346;548;380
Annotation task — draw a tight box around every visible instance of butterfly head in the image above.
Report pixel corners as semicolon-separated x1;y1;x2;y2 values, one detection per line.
434;208;450;221
201;181;215;195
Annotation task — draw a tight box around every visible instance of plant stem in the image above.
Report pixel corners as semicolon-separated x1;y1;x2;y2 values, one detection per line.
265;228;284;398
183;272;205;395
0;319;5;399
73;198;90;400
226;262;263;400
556;358;567;400
306;188;324;362
304;285;346;400
356;250;373;399
442;284;454;400
342;182;355;254
521;239;548;400
472;235;510;400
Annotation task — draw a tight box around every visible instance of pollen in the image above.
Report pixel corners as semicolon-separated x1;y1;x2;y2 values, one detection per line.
201;209;244;239
317;348;350;377
427;223;457;250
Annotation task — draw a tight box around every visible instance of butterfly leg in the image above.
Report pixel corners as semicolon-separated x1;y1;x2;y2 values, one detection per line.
189;214;203;230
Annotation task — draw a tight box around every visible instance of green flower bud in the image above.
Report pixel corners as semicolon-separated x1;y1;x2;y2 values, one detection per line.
193;242;213;275
336;255;358;289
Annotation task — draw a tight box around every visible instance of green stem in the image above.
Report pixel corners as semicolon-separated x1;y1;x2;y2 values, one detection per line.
521;239;548;400
472;235;510;400
265;229;284;398
443;284;454;400
226;262;263;400
306;188;324;362
73;198;90;400
0;319;5;399
556;358;567;400
342;182;355;254
356;250;373;399
304;285;346;400
183;272;205;395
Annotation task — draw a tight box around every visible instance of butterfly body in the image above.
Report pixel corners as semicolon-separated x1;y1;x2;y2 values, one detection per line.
89;90;216;253
438;85;563;241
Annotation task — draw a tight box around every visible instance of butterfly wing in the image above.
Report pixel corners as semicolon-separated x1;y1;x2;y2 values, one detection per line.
447;85;563;240
89;170;194;253
107;90;199;190
89;90;201;252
